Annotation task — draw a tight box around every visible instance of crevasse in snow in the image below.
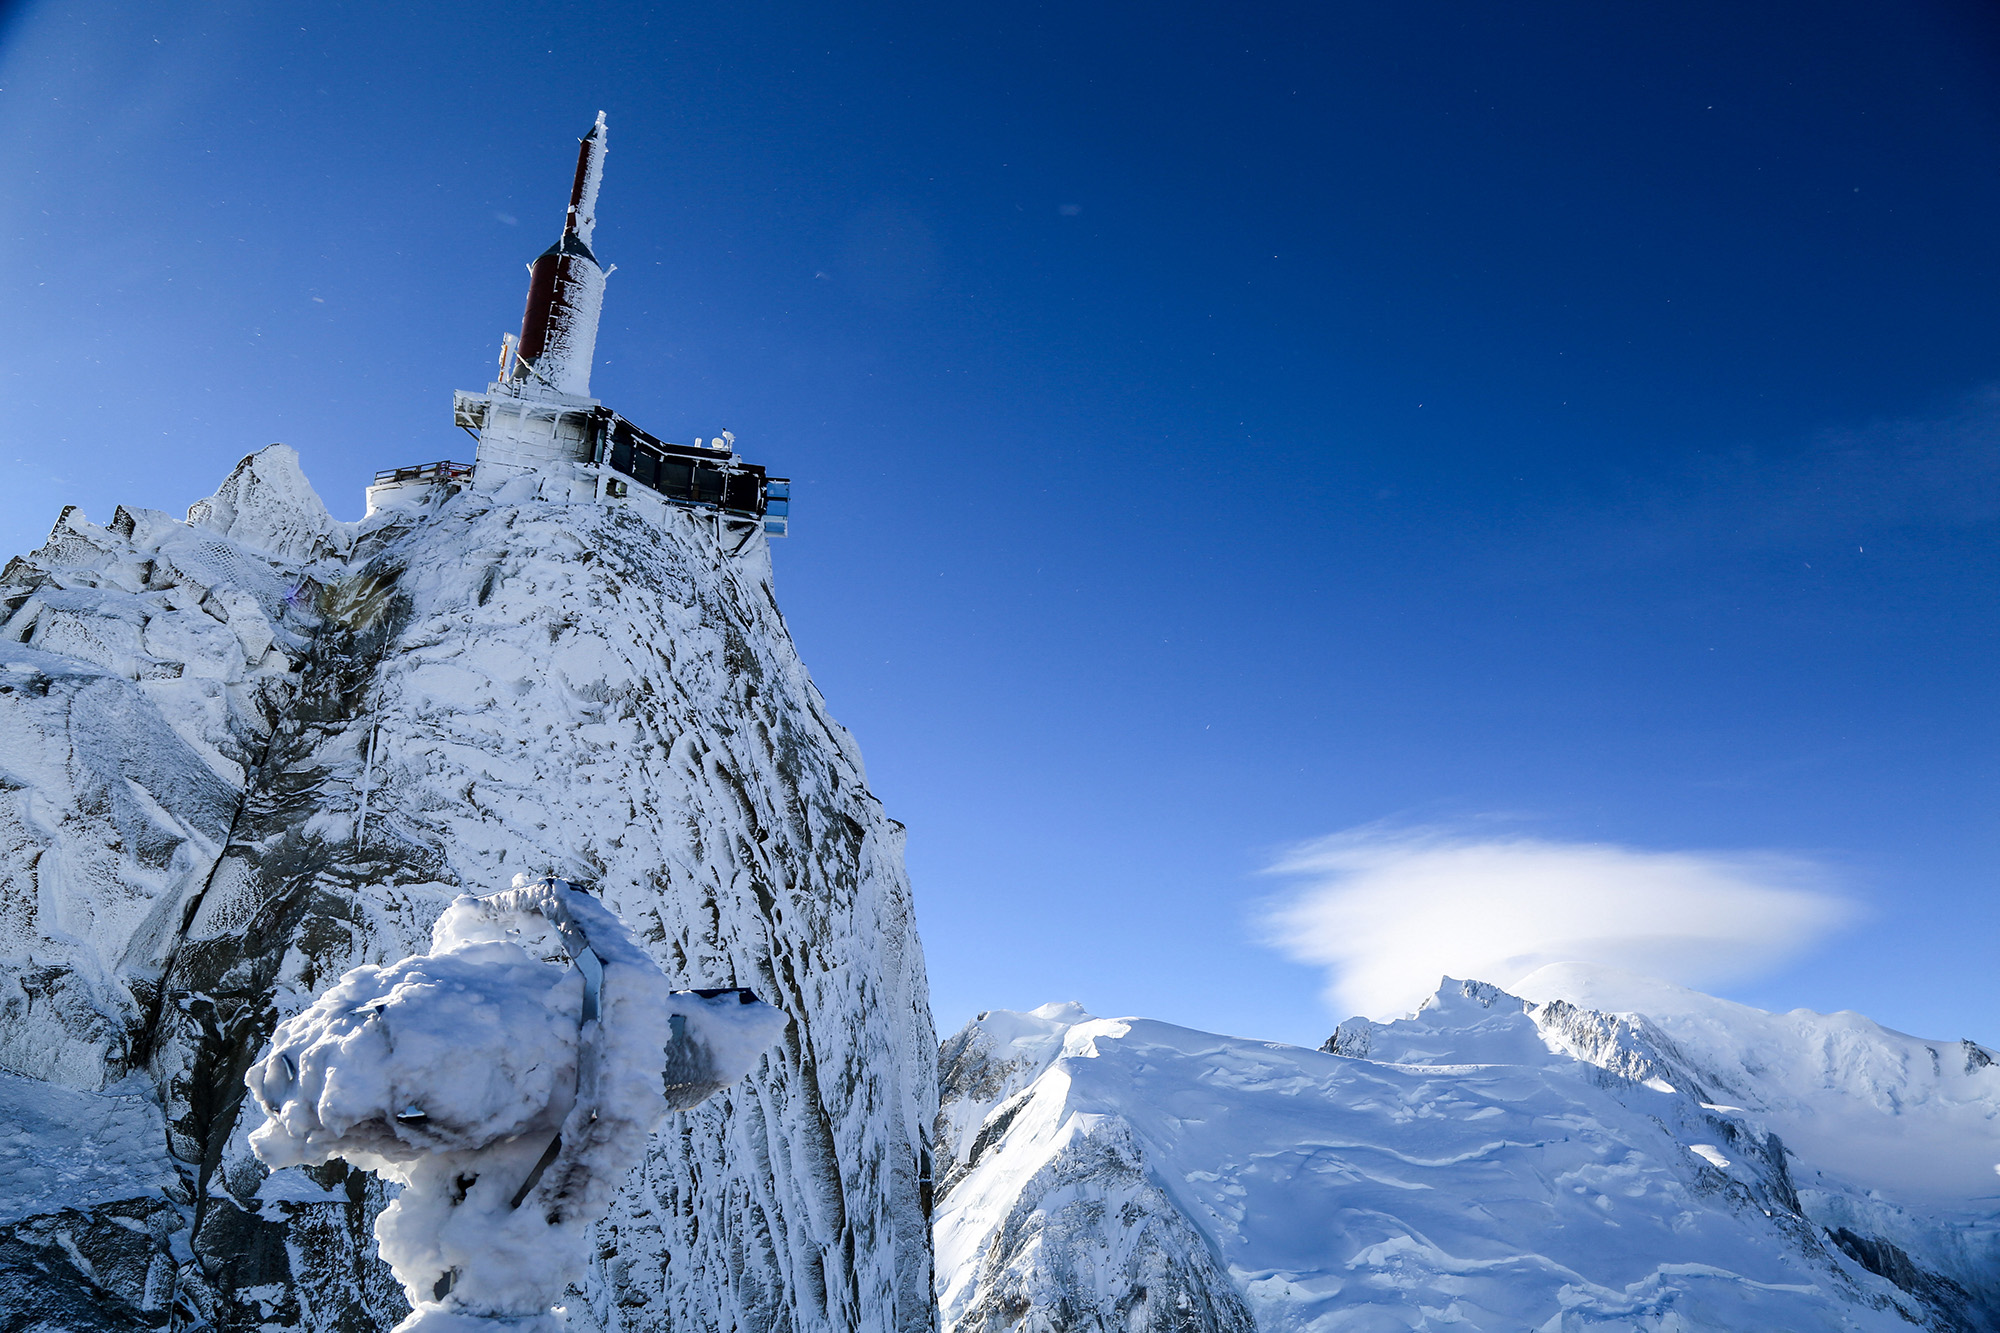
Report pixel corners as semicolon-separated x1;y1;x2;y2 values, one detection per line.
0;446;937;1333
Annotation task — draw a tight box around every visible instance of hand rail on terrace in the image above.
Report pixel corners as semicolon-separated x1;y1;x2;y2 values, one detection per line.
374;461;476;486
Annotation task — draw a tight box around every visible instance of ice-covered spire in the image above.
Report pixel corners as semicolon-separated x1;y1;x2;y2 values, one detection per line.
510;113;611;400
566;111;608;252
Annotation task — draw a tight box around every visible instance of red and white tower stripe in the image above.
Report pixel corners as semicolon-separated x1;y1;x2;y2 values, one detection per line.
512;112;609;400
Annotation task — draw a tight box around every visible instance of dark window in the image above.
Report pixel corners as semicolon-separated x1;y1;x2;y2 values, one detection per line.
632;450;658;489
694;467;725;504
610;439;634;474
659;460;694;499
723;473;762;514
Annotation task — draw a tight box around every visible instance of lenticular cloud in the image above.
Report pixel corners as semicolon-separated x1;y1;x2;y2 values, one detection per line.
1263;824;1853;1020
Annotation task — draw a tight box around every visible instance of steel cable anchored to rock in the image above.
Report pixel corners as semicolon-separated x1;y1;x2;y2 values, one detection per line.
243;876;787;1333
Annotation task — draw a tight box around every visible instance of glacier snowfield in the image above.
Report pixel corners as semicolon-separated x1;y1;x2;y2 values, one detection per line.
935;971;2000;1332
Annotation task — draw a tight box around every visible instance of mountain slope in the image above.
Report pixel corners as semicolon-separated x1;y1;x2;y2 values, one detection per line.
0;447;937;1333
935;978;2000;1333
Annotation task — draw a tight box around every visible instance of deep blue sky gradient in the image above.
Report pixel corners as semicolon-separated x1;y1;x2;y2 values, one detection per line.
2;1;1996;1046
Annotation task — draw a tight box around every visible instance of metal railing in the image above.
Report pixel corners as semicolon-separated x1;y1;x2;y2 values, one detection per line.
374;461;475;486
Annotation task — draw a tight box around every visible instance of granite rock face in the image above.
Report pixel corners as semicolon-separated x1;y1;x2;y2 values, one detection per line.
0;446;937;1333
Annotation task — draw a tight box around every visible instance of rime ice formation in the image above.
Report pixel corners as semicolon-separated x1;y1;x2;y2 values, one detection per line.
243;879;787;1333
0;446;936;1333
515;110;608;401
935;980;2000;1333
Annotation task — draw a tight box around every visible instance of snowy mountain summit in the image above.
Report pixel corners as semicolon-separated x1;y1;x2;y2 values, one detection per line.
0;446;936;1333
935;970;1999;1332
1;110;924;1333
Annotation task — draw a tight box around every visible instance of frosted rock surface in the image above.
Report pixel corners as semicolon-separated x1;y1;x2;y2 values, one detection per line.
0;447;937;1333
0;1071;179;1227
185;443;350;564
937;980;2000;1333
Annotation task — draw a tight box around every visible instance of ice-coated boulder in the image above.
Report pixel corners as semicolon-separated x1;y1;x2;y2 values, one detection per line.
244;878;786;1333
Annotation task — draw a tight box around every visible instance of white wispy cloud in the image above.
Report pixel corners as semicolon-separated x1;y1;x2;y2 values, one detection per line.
1261;824;1854;1020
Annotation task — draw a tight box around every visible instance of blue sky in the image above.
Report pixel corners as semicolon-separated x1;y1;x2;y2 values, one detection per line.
2;1;1996;1048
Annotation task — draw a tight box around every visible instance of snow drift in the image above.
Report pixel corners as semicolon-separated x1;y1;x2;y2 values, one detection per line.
935;974;2000;1333
0;447;936;1333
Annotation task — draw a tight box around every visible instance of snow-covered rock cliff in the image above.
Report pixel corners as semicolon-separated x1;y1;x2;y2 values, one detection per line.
935;976;2000;1333
0;446;937;1333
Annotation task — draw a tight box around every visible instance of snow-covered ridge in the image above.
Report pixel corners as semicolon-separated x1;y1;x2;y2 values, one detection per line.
1508;964;2000;1211
0;446;936;1333
935;972;2000;1333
